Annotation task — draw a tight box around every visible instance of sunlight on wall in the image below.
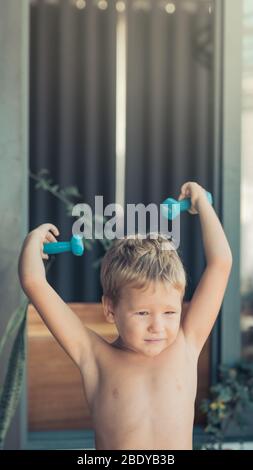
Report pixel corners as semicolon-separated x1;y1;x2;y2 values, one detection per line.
240;0;253;359
115;6;126;208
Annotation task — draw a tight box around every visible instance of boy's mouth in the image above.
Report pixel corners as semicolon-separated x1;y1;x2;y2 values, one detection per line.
144;339;165;342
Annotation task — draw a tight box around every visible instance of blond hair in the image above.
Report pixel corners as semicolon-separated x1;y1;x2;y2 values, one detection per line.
100;233;187;306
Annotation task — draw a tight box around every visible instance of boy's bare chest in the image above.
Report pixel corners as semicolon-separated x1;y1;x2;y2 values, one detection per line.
88;345;198;434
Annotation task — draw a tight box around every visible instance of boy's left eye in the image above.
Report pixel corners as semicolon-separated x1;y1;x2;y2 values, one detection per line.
136;311;176;315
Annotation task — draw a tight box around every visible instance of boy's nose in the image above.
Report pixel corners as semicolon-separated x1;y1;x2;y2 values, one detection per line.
148;317;164;334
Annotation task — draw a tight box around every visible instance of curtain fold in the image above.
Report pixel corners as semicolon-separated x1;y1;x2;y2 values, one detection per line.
125;0;215;299
29;0;116;301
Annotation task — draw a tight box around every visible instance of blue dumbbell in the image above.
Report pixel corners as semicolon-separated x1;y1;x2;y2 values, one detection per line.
161;191;213;220
43;234;84;256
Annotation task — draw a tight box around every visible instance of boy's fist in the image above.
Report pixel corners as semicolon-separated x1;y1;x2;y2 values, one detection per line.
29;223;60;260
178;182;207;215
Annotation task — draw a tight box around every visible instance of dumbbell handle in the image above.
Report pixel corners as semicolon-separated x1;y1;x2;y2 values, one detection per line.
43;234;84;256
43;241;71;255
162;190;213;220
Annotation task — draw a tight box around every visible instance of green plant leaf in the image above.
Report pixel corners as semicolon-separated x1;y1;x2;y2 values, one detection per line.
0;300;28;358
0;315;27;449
62;186;82;198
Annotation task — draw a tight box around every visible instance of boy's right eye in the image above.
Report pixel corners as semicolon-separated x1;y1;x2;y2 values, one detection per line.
136;311;148;316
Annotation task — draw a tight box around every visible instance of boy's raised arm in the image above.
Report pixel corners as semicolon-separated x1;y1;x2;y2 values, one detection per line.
18;224;97;369
179;183;233;355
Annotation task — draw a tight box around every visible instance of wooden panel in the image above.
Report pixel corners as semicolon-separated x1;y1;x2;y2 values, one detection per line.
28;303;117;431
27;302;209;430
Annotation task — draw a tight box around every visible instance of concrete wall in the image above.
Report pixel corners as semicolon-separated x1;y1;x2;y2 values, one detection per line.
0;0;29;449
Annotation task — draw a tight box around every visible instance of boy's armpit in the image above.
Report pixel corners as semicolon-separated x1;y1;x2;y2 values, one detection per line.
79;328;109;369
182;260;232;355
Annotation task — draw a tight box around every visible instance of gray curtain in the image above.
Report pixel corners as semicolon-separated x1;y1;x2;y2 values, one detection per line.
125;0;215;299
30;0;216;302
29;0;116;301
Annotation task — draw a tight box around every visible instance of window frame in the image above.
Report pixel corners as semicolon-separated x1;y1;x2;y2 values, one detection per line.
206;0;253;443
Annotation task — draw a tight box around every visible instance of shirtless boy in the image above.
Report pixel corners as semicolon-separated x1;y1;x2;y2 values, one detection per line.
18;182;232;450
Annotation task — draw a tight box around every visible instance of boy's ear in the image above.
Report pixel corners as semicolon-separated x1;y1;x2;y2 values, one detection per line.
102;295;116;324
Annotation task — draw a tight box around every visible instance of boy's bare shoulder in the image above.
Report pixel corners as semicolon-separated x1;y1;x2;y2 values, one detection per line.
86;327;195;367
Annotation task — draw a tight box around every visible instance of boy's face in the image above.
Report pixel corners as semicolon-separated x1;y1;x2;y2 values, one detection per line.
103;281;182;358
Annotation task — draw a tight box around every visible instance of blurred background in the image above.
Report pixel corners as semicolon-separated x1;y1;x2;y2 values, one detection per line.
29;0;215;304
0;0;252;450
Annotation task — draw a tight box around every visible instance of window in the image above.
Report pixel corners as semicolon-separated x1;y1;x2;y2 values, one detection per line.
241;0;253;360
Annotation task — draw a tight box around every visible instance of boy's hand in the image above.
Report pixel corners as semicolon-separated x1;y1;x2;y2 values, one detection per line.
178;182;208;215
28;223;60;260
